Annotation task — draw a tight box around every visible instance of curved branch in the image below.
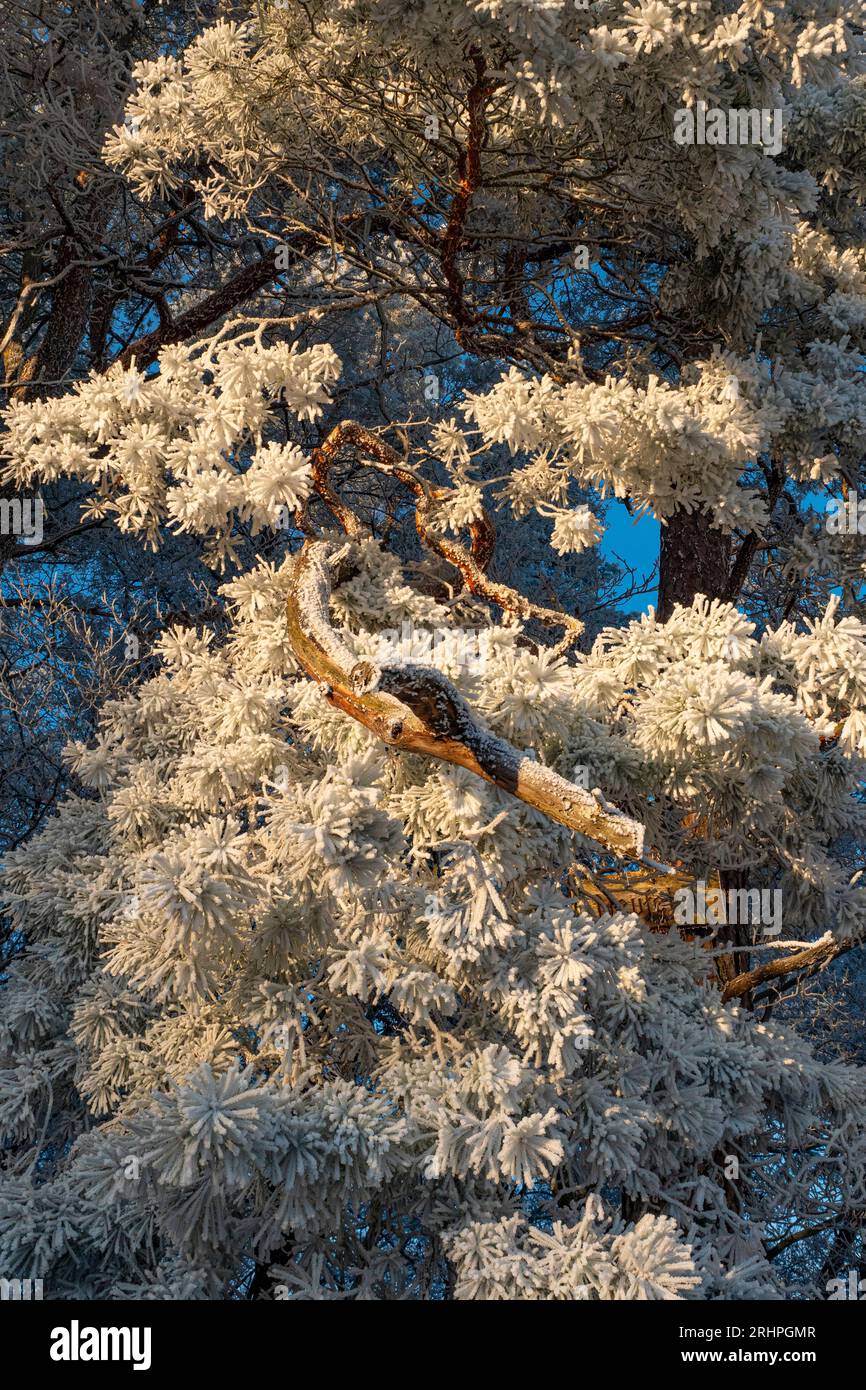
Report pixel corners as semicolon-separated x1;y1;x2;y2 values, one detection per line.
309;431;370;538
286;542;644;859
308;421;583;650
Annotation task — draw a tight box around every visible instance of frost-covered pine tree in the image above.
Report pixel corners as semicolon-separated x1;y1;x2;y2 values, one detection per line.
2;0;866;1301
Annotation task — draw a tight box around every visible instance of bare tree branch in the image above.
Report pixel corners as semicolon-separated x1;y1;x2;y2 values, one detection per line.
721;932;856;1003
309;420;583;649
286;539;645;859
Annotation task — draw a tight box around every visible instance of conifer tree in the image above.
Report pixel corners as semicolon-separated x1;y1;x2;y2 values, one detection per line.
2;0;866;1300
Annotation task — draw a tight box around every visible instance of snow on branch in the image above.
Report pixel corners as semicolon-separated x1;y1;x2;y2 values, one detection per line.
286;540;645;860
308;420;583;652
720;931;850;1003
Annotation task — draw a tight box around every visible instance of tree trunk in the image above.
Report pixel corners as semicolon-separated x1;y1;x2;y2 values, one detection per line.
657;508;731;621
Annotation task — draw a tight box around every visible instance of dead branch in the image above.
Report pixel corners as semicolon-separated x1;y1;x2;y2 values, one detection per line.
720;932;852;1003
285;540;644;859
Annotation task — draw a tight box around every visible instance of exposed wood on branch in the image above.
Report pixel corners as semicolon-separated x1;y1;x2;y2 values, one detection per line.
117;254;282;372
286;541;644;859
572;868;863;1003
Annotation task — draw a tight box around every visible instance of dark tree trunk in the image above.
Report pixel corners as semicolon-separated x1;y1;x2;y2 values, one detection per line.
657;508;731;621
